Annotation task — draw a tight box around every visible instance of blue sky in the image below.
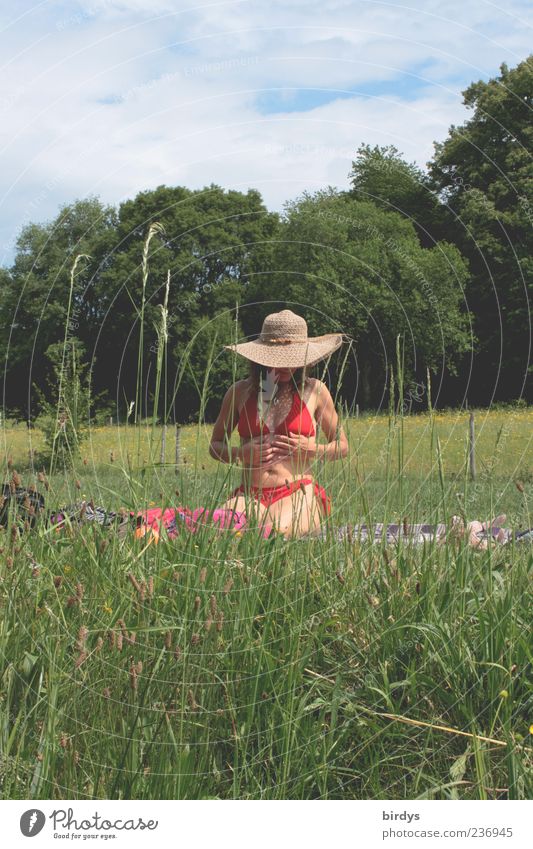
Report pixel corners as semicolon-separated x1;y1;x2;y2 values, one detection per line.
0;0;531;266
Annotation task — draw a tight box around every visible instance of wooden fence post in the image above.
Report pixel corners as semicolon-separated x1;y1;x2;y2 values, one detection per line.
175;424;181;472
160;423;167;465
469;411;476;481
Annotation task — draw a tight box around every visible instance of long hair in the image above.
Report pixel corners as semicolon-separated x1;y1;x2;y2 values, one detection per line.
248;361;310;397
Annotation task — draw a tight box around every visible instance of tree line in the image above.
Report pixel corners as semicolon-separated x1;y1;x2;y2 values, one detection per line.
0;56;531;424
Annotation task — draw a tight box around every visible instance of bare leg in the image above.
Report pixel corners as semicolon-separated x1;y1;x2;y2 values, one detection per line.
264;483;325;538
218;493;269;528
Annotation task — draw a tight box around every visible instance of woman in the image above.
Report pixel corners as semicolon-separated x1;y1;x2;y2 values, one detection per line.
209;310;348;537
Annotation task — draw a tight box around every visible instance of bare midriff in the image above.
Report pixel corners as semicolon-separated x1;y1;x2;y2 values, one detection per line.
239;437;313;489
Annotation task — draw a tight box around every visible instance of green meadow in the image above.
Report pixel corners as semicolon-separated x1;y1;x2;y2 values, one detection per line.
0;408;531;799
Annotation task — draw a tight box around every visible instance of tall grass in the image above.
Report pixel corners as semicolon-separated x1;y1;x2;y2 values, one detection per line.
0;231;531;800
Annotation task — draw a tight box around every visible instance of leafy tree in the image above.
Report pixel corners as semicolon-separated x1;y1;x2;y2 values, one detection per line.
267;189;471;408
0;197;117;418
428;56;533;402
349;144;445;248
97;183;279;421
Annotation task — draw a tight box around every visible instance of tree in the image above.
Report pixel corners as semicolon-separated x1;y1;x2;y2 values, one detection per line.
0;197;117;418
0;186;280;422
349;144;445;248
266;189;471;408
428;56;533;402
97;183;279;421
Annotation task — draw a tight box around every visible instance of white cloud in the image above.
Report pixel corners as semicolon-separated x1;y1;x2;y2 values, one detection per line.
0;0;531;264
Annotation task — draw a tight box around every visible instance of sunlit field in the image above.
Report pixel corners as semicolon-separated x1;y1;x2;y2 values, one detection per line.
0;408;531;800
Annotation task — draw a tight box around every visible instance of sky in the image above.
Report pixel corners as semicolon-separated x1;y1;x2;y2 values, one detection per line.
0;0;531;266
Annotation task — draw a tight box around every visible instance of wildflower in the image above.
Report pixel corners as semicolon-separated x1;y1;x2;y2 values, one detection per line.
499;690;509;699
64;564;72;574
529;724;533;735
103;604;113;615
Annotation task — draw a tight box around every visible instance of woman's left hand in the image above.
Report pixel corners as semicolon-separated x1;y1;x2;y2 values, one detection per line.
271;434;318;461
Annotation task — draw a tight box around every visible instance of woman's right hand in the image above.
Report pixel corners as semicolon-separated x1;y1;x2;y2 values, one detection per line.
238;436;276;468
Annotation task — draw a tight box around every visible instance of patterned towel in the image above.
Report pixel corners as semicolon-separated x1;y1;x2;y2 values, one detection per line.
318;522;530;545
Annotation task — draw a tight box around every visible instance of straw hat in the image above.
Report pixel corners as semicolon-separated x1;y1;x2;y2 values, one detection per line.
224;310;344;368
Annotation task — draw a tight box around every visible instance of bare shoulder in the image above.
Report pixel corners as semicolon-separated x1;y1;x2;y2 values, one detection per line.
307;378;333;405
222;378;253;407
226;377;251;394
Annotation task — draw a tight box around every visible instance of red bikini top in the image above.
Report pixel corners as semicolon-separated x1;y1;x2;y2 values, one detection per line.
237;388;315;439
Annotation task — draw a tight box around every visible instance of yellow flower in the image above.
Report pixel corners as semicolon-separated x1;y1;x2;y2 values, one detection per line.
529;724;533;735
103;604;113;615
499;690;509;699
64;564;72;574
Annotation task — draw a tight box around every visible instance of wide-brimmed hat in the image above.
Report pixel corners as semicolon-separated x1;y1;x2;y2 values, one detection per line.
224;310;344;368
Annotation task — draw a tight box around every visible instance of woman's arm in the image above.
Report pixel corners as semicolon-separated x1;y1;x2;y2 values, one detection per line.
209;381;245;464
313;380;348;460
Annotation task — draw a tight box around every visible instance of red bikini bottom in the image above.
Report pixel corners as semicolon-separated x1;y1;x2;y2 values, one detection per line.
231;477;331;515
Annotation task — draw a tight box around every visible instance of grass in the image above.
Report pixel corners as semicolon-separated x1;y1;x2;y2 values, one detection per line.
0;408;532;800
